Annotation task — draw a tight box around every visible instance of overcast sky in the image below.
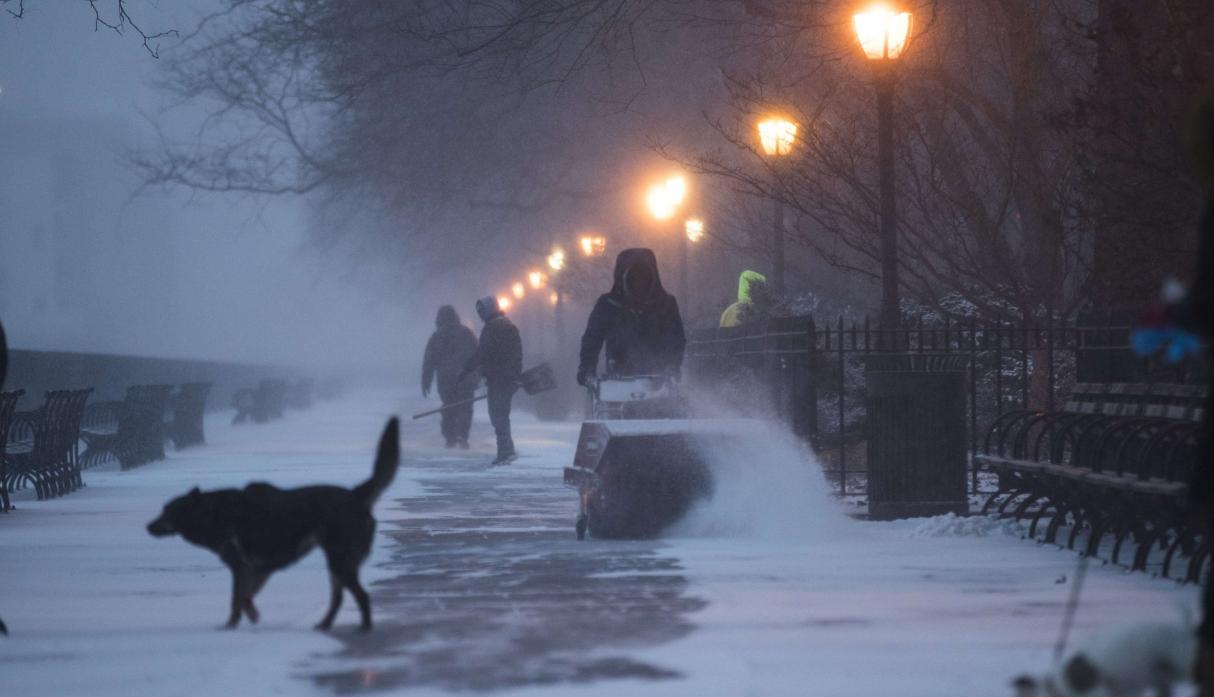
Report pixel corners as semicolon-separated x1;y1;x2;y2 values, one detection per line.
0;3;409;371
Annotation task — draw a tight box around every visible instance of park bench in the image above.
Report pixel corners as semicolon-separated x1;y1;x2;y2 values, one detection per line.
232;378;288;425
0;390;25;511
978;382;1207;580
170;382;211;449
5;388;92;500
81;385;173;470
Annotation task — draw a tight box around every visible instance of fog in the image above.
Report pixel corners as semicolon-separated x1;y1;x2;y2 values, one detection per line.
0;3;410;372
3;1;1203;378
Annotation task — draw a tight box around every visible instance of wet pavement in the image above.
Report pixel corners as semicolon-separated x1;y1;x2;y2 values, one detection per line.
312;452;705;693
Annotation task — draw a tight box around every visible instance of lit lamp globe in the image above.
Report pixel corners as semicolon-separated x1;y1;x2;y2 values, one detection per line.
853;4;913;61
757;118;797;157
511;282;526;300
645;174;687;221
579;235;607;257
528;271;547;289
547;248;566;272
497;296;512;311
685;218;705;243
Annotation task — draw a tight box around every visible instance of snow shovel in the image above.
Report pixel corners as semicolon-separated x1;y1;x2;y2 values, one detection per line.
411;363;557;420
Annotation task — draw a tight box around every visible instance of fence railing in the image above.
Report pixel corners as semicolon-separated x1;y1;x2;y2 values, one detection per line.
686;313;1208;496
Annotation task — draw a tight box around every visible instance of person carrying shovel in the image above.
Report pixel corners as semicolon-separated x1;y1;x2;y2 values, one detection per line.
460;296;524;465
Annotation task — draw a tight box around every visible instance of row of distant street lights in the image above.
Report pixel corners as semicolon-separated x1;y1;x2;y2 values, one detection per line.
494;4;912;326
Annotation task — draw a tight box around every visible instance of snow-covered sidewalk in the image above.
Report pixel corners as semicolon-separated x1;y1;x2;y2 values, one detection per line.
0;388;1200;696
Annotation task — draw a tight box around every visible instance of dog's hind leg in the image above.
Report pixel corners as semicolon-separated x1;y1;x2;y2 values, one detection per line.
314;572;344;632
339;568;373;632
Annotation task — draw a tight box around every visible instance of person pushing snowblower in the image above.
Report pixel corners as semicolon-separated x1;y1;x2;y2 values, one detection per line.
461;296;523;465
577;248;686;386
565;247;764;540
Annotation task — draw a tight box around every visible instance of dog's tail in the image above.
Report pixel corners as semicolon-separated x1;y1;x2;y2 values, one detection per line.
353;417;400;506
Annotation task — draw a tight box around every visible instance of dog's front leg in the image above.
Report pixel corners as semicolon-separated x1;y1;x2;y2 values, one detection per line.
243;572;268;624
225;567;248;629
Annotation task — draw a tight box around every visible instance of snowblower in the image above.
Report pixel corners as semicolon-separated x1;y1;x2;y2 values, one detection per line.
564;374;764;540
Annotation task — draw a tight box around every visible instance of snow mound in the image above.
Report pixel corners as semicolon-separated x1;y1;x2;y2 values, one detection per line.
903;513;1026;539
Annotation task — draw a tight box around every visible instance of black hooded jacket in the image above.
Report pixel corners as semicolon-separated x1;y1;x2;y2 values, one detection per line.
578;248;686;377
422;306;479;397
465;298;523;386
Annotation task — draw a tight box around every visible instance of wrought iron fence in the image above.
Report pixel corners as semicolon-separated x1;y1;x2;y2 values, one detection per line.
686;313;1208;496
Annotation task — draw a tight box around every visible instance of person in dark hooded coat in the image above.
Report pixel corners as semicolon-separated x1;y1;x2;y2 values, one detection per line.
422;305;479;448
461;296;523;464
577;248;686;385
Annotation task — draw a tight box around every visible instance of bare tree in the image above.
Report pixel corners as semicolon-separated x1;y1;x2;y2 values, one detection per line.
2;0;176;56
668;0;1212;321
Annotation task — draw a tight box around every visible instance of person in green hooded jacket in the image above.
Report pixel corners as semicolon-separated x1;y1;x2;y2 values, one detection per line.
719;270;770;327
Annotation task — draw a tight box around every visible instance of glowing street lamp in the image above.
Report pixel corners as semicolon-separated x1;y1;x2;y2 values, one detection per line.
644;174;692;301
757;117;798;158
547;247;566;272
579;234;607;257
497;296;512;311
511;282;526;300
684;218;705;243
528;270;547;289
853;3;913;330
757;116;799;295
549;291;560;306
853;5;913;61
645;174;687;221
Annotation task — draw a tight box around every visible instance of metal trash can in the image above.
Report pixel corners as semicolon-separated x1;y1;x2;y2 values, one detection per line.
865;354;968;520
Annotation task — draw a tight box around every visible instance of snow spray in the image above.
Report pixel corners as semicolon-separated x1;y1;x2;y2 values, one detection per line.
665;411;849;541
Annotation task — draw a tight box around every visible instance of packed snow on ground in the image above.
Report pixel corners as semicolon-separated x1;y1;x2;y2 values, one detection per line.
0;388;1201;697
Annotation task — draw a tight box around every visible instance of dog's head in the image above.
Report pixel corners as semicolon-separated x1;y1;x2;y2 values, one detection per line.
147;487;203;538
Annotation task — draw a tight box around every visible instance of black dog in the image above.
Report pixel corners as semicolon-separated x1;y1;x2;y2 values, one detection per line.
148;417;400;631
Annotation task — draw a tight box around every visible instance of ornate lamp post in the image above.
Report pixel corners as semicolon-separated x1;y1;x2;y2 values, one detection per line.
645;174;690;302
756;116;798;296
853;4;912;329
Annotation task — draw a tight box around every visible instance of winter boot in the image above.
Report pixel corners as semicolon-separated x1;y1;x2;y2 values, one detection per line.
492;432;516;465
491;451;518;466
